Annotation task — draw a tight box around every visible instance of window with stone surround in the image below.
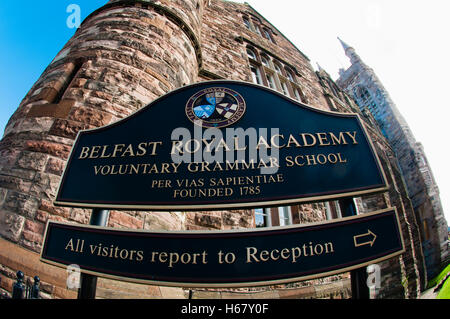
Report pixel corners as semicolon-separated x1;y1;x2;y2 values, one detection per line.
243;16;251;30
254;206;293;228
242;14;276;44
255;208;272;228
325;201;343;220
53;59;84;104
278;206;293;226
262;27;275;43
245;45;305;103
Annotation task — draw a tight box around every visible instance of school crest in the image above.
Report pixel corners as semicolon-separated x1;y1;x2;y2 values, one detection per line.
185;87;246;128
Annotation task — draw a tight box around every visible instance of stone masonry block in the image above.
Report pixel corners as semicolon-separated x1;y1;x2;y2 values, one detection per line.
0;210;25;242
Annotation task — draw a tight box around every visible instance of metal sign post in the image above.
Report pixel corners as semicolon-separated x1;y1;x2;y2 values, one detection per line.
340;197;370;299
77;208;110;299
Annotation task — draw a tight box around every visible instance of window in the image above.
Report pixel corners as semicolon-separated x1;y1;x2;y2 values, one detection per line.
261;55;270;68
252;19;262;36
293;87;302;101
274;62;283;76
53;59;84;104
266;73;276;89
278;207;292;226
242;14;276;43
325;201;342;220
255;208;271;228
285;68;295;83
247;48;257;60
280;81;289;96
243;16;251;30
250;64;263;85
262;28;274;43
255;207;293;228
245;46;303;100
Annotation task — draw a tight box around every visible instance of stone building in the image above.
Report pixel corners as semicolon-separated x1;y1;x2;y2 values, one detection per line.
336;38;448;280
0;0;429;299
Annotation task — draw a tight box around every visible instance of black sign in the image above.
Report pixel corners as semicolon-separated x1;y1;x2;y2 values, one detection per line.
55;81;387;210
40;208;404;287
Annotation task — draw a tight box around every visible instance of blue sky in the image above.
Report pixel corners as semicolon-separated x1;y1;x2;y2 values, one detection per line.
1;1;449;223
0;1;107;133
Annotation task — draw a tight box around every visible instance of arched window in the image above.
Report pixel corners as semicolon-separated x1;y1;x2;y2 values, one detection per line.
243;16;251;30
273;62;283;76
285;68;296;83
293;87;303;102
353;85;373;108
250;64;263;85
266;73;276;89
262;28;274;43
280;81;289;96
246;47;257;61
260;54;270;68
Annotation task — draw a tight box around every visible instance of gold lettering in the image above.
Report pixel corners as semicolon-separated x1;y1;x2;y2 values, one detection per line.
201;162;211;172
233;137;247;151
256;136;271;149
148;141;163;155
100;145;112;158
270;134;286;149
305;154;317;166
329;132;348;145
65;238;75;251
337;153;347;163
79;147;90;159
246;247;259;263
285;156;294;167
171;140;183;155
121;144;135;157
345;131;358;144
316;154;327;165
112;144;125;157
316;133;331;146
171;163;181;173
280;248;290;260
287;134;301;148
203;138;216;152
187;162;199;173
160;163;170;173
216;138;231;152
301;133;317;147
148;164;159;174
295;155;305;166
136;142;147;156
89;146;101;159
225;160;239;170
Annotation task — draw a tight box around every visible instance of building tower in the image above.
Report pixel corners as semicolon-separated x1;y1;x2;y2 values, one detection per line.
0;0;206;298
336;38;448;279
0;1;427;298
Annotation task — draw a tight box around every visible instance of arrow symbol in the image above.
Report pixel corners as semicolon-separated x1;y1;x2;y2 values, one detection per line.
353;230;377;247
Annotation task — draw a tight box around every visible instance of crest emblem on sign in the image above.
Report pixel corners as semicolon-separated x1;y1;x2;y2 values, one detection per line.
186;87;246;128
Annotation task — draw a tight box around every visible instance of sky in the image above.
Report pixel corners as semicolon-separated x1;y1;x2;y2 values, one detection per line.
0;1;449;224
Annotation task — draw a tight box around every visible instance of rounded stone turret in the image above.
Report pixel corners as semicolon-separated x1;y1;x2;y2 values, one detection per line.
0;0;205;298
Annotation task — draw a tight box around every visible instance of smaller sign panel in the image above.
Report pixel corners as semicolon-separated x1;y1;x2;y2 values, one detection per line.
40;208;404;288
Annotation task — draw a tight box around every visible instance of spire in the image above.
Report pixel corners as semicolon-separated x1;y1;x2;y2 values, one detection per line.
337;37;362;65
337;37;352;52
